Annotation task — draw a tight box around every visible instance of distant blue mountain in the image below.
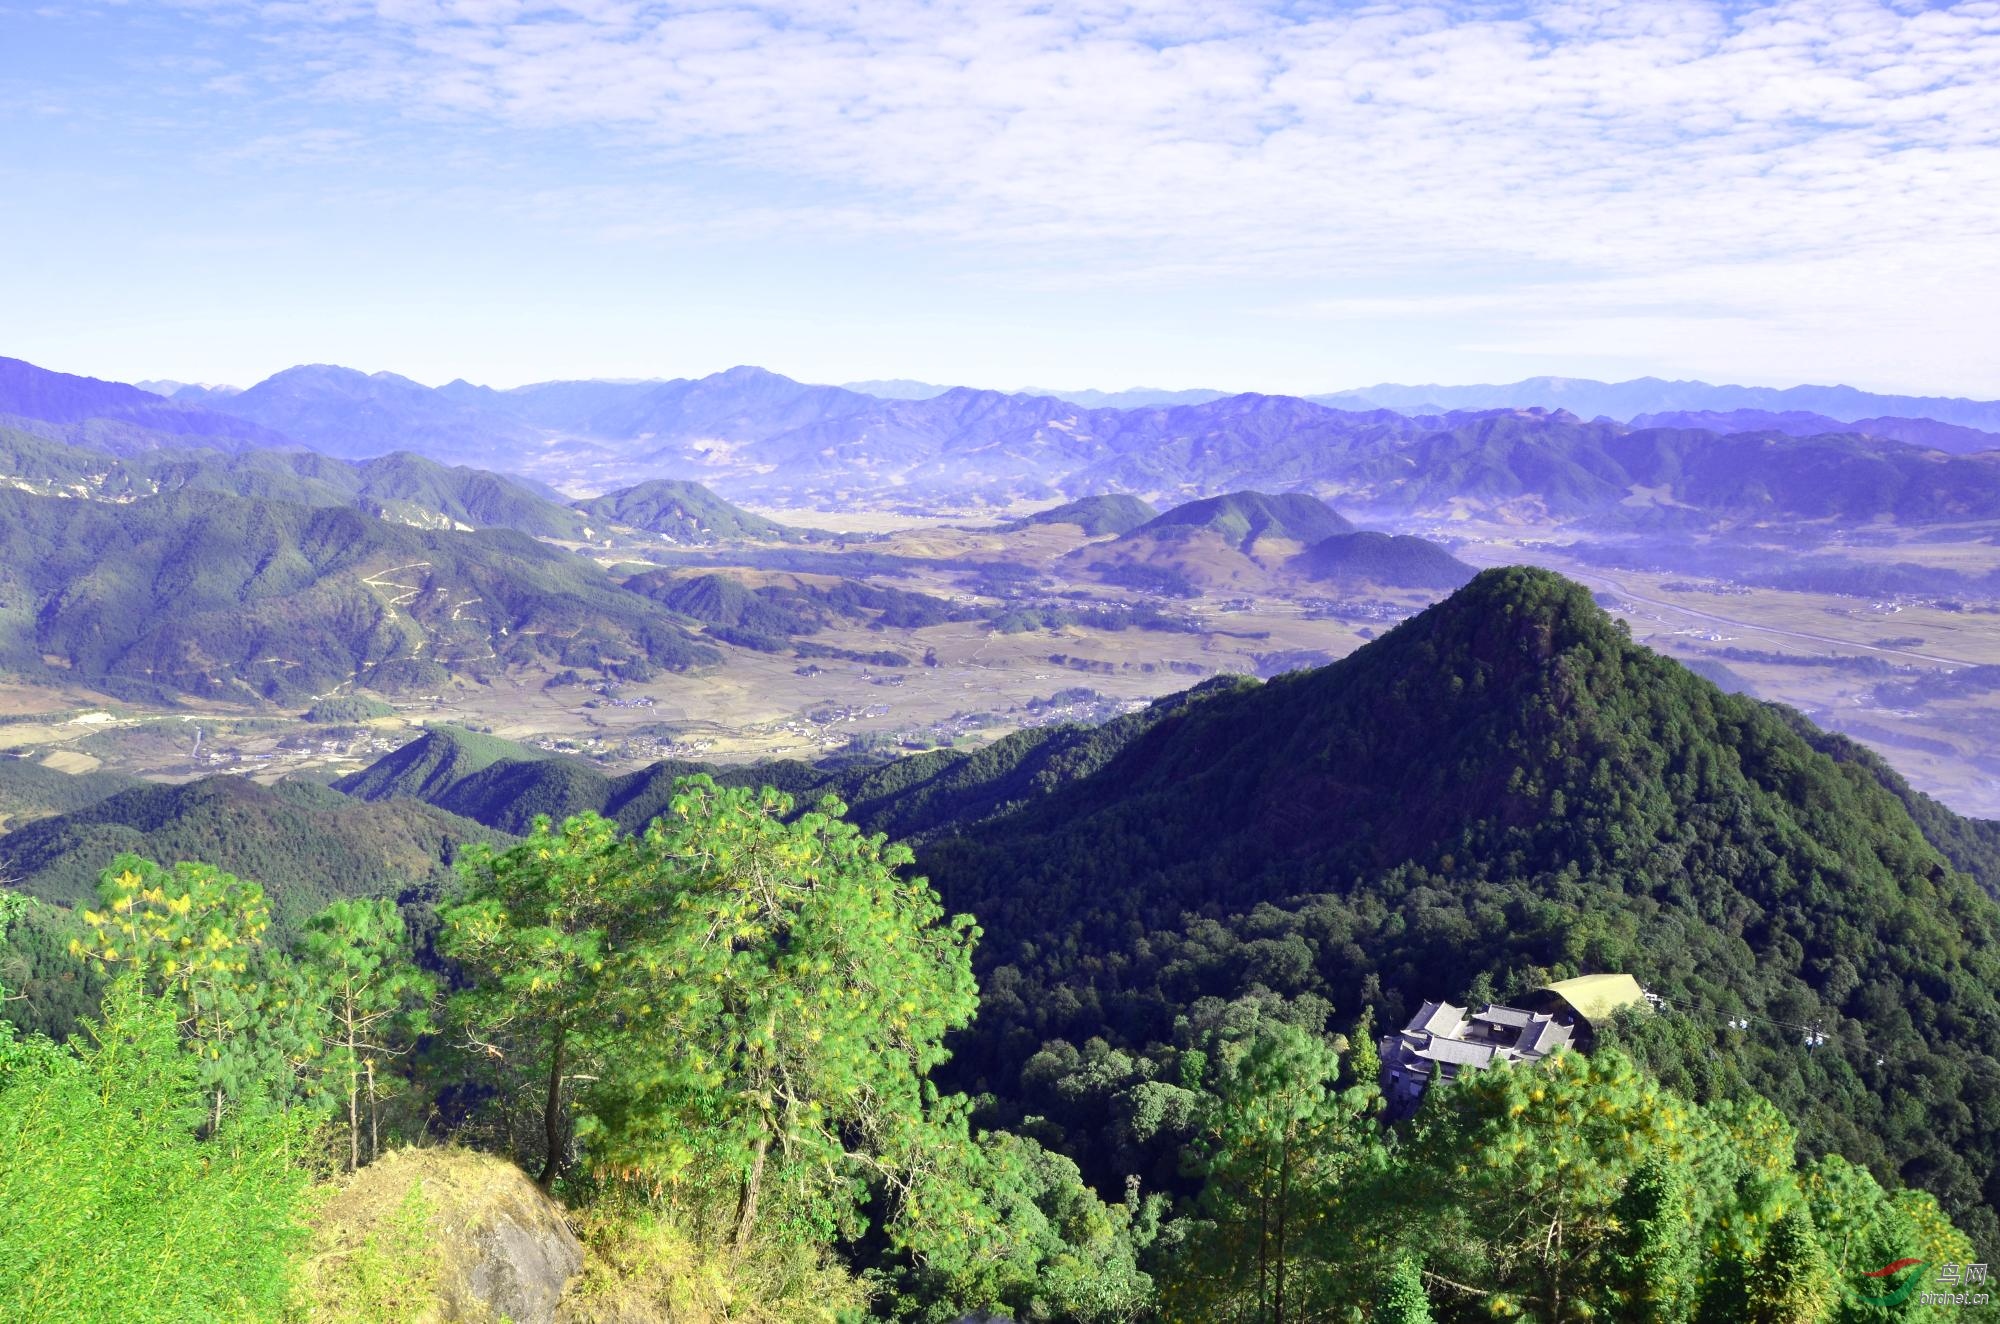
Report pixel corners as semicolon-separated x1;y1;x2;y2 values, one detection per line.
845;380;1231;409
18;353;2000;526
1022;386;1232;409
208;364;537;461
1629;408;2000;454
840;378;954;400
0;357;287;453
1312;376;2000;431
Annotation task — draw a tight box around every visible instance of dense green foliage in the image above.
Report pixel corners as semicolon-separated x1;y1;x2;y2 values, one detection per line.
297;898;435;1170
0;753;140;822
301;695;394;723
325;569;2000;1253
0;982;311;1322
0;895;103;1039
0;775;500;925
6;566;2000;1319
331;722;547;801
440;783;984;1247
902;568;2000;1246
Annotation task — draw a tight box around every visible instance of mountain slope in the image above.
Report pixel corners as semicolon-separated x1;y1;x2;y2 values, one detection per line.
1631;409;2000;454
1128;490;1356;550
0;429;588;538
913;567;2000;1239
0;758;143;826
588;366;877;456
1000;495;1159;537
0;488;718;702
330;726;556;803
210;365;536;461
0;356;293;454
1289;530;1476;589
572;479;817;543
0;776;502;925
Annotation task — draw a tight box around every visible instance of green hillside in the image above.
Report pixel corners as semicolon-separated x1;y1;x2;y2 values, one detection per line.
572;479;820;543
0;428;588;538
1126;490;1356;551
1001;494;1159;536
0;488;718;702
330;725;555;803
1288;529;1477;588
908;567;2000;1242
621;570;965;651
0;775;502;926
0;757;142;825
332;693;1185;844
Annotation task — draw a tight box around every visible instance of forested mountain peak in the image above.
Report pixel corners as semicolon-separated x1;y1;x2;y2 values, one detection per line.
1125;490;1356;551
1000;493;1159;536
919;565;2000;1239
332;725;553;803
570;478;819;543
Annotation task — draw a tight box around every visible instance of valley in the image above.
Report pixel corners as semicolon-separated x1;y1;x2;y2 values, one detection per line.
8;480;2000;817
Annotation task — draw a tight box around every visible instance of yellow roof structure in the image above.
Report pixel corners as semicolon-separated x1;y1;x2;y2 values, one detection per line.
1537;974;1649;1024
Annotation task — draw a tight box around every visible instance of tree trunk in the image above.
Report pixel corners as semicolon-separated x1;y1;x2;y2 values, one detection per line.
347;1055;361;1172
536;1025;567;1188
1273;1138;1290;1324
733;1130;771;1253
211;1087;224;1138
1256;1163;1270;1324
366;1057;379;1164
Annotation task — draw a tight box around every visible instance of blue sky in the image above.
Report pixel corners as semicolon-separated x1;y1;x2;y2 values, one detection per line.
3;0;1998;396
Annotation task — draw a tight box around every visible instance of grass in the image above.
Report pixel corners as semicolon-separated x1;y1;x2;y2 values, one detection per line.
285;1147;870;1324
560;1189;869;1324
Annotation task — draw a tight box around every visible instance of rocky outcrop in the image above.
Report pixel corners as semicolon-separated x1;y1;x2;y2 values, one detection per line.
306;1147;583;1323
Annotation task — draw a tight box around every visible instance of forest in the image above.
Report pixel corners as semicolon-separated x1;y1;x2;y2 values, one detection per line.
3;569;1999;1320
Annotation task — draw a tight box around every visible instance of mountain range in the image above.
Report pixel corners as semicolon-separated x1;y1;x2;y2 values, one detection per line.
842;375;2000;429
17;355;2000;519
1312;375;2000;431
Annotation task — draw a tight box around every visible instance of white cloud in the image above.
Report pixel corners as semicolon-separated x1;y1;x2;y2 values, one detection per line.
190;1;2000;260
159;0;2000;388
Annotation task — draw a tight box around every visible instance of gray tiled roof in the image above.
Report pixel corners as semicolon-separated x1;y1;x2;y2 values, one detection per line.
1419;1038;1497;1068
1525;1018;1575;1056
1416;1000;1468;1037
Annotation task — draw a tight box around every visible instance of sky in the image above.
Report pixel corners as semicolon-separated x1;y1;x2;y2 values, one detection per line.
2;1;1998;397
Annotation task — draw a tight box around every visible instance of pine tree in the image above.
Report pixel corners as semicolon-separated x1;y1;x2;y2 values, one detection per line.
71;855;300;1130
298;898;434;1170
439;812;644;1186
1607;1155;1698;1323
1374;1255;1435;1324
584;776;981;1249
1743;1208;1833;1324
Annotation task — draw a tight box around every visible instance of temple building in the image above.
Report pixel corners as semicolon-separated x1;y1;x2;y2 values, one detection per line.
1378;974;1650;1118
